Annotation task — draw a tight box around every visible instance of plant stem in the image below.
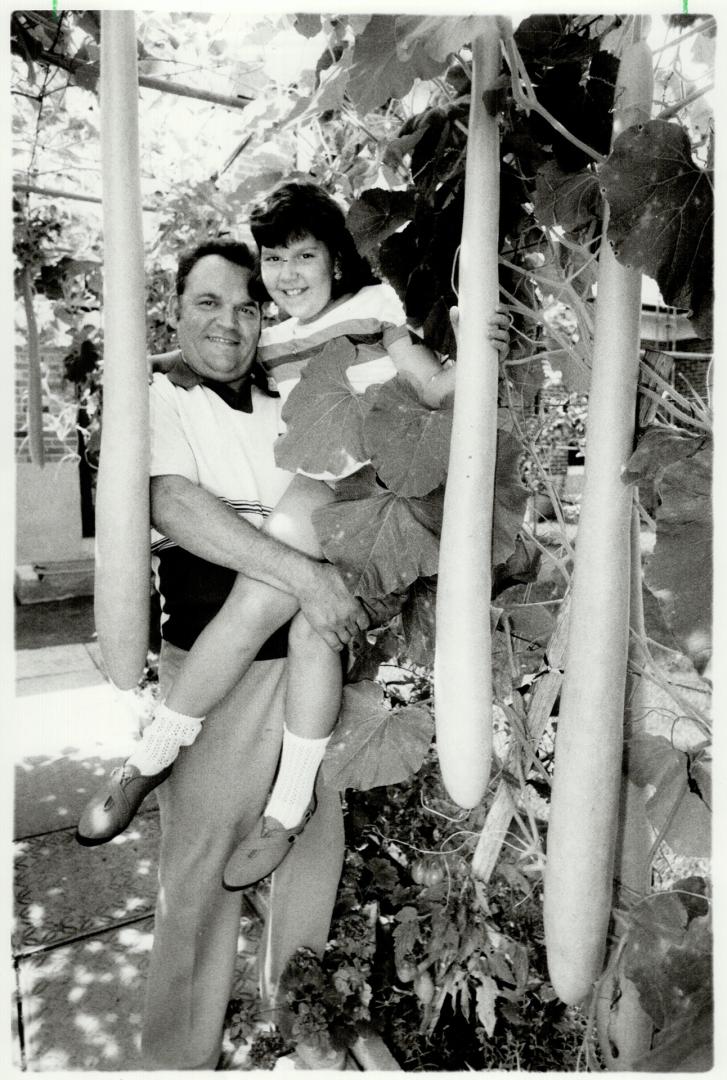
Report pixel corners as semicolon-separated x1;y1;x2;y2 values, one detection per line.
656;82;714;120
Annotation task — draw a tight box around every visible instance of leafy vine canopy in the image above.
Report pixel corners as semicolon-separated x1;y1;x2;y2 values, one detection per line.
13;9;713;695
13;11;713;349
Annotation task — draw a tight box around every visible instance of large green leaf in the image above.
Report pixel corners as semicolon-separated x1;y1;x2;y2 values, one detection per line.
622;426;708;486
285;49;352;127
492;430;530;566
624;884;712;1067
314;487;443;600
624;431;712;671
401;576;437;667
347;15;444;114
625;732;710;858
633;1001;713;1072
647;457;712;672
394;15;495;62
292;13;322;38
274;338;370;476
533;161;601;234
322;680;433;790
363;377;452;497
600;120;713;336
347;189;417;261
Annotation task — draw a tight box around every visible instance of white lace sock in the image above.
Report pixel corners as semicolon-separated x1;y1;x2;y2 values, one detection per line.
264;727;331;829
126;702;204;776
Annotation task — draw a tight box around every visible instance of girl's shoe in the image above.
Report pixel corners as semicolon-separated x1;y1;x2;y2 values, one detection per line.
222;796;316;889
75;763;173;846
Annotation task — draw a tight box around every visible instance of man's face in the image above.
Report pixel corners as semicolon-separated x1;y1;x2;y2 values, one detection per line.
173;255;261;389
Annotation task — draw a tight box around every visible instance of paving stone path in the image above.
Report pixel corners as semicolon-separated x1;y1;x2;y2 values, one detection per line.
11;642;262;1071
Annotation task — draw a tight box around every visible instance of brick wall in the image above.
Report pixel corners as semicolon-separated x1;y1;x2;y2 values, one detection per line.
673;354;710;401
15;345;80;463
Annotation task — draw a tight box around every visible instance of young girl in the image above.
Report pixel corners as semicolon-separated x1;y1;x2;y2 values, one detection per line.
77;181;509;886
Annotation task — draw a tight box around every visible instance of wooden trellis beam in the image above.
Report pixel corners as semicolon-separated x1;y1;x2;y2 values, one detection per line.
37;47;254;111
13;180;158;212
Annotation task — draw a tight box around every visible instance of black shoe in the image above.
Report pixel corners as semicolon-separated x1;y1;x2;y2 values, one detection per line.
222;796;316;889
75;763;172;846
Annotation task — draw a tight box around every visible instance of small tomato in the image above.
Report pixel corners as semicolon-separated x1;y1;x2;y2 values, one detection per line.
423;861;445;887
410;858;428;885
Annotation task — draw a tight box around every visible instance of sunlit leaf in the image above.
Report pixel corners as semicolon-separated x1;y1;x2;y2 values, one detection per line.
474;974;498;1036
600;120;713;335
322;680;433;790
363;377;452;497
274;338;370;476
314;487;443;600
624;431;712;671
395;15;496;62
285;50;352;126
622;426;707;486
293;13;323;38
625;733;710;857
347;15;444;114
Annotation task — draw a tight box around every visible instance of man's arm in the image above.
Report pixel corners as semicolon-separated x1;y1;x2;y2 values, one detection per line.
151;473;368;650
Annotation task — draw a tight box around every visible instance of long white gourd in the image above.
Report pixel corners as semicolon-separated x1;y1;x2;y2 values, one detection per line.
94;12;150;690
543;39;653;1005
434;22;502;809
22;267;45;467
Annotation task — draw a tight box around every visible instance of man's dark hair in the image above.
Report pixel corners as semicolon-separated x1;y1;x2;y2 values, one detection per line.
175;239;265;301
248;180;378;301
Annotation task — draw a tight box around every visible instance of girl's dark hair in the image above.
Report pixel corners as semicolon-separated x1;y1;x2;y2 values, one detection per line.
248;180;379;300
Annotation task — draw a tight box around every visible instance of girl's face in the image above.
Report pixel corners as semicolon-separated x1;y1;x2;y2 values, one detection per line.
260;233;336;323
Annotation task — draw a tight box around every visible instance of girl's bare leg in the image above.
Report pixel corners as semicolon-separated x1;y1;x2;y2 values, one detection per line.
262;609;343;827
255;477;345;828
128;476;337;777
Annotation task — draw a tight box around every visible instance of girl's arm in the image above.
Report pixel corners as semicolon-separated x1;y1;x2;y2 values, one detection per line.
388;306;511;409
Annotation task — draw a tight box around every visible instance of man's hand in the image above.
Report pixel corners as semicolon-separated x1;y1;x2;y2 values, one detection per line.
297;561;370;652
151;474;369;650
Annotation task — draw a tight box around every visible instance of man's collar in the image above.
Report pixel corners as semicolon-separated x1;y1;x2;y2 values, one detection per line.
162;352;254;413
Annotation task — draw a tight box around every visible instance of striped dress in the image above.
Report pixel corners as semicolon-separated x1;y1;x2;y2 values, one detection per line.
257;283;411;481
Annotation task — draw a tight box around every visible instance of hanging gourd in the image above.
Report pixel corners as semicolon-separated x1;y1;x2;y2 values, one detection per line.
434;20;502;809
21;266;45;467
543;30;654;1005
94;11;150;690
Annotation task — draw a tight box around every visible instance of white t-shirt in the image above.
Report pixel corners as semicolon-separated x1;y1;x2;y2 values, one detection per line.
149;372;291;541
148;372;292;650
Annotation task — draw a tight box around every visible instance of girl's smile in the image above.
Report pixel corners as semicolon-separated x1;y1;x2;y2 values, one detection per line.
260;234;335;323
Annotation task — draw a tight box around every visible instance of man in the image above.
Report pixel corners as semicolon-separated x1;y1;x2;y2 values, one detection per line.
139;239;366;1069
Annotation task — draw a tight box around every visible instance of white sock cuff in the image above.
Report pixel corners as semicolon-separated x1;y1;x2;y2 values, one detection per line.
157;701;206;725
282;725;331;750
